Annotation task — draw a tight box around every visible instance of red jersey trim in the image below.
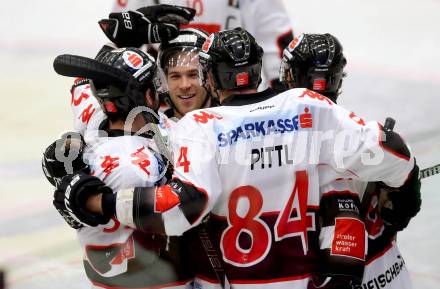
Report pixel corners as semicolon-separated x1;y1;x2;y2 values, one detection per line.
366;242;394;265
102;217;121;233
321;190;360;200
378;123;411;161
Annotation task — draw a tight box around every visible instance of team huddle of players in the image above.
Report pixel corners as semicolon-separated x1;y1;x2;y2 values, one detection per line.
42;2;422;289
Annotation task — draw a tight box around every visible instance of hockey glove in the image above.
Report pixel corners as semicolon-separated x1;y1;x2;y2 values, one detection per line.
98;5;196;47
42;131;88;188
53;173;114;228
379;162;422;231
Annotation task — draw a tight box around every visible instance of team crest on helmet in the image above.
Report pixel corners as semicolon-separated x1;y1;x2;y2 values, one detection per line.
202;34;215;53
123;50;144;69
288;34;305;52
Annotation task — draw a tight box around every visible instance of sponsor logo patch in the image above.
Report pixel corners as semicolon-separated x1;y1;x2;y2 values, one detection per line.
236;72;249;86
288;34;305;51
123;51;143;69
331;217;365;260
202;34;215;53
313;79;326;91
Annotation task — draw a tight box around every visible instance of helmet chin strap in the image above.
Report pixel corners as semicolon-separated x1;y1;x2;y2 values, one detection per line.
200;86;215;108
163;92;181;117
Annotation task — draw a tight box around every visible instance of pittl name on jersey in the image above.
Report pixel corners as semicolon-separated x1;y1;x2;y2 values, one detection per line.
217;108;313;147
250;144;299;170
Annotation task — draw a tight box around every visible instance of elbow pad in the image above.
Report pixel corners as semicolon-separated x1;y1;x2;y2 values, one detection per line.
318;191;366;283
113;178;208;234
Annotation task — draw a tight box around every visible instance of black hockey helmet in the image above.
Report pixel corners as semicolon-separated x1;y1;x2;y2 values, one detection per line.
91;47;167;119
199;27;264;91
158;28;209;73
280;33;347;103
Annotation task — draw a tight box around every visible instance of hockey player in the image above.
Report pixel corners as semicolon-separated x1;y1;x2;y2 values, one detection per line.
42;27;217;288
53;28;419;289
279;33;422;289
157;28;214;119
44;48;195;289
43;27;212;222
107;0;294;90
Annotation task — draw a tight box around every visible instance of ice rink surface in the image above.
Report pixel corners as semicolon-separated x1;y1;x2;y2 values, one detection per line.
0;0;439;288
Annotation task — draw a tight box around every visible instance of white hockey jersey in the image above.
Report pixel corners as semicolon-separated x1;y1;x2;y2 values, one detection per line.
119;88;414;289
70;78;106;145
111;0;294;83
70;80;191;289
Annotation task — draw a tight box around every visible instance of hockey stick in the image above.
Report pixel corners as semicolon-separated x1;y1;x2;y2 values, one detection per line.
197;221;232;289
420;164;440;179
53;54;131;88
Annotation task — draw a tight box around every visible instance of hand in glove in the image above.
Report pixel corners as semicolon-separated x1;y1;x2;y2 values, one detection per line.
98;4;196;47
42;131;88;188
53;173;114;229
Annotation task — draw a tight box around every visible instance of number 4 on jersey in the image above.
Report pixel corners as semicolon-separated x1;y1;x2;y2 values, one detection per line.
274;170;314;255
176;146;190;173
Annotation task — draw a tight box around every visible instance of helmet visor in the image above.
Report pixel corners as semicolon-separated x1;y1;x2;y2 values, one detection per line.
159;47;201;71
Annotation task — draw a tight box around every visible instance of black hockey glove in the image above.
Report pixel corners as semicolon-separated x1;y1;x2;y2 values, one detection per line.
379;163;422;232
98;5;196;47
42;132;88;188
53;173;114;228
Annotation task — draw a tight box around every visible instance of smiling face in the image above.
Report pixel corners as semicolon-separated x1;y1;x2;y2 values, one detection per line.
164;50;208;118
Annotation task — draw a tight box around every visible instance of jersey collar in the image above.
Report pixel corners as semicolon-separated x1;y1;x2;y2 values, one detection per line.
221;88;276;106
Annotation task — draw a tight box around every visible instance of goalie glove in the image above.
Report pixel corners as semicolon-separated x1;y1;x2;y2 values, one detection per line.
42;131;88;188
98;4;196;47
53;173;114;229
379;162;422;232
